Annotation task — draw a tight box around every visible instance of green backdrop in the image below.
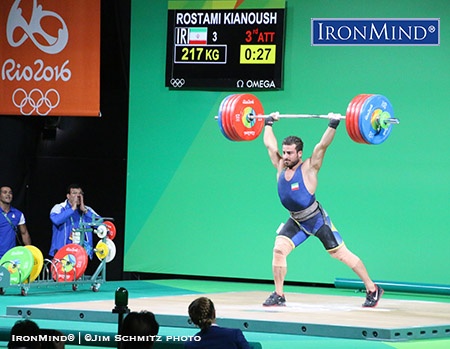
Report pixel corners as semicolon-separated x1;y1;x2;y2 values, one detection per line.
125;0;450;286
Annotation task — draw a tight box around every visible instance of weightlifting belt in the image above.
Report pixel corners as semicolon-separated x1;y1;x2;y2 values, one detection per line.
290;201;319;222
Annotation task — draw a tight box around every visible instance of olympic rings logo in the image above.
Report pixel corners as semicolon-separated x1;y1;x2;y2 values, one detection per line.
12;88;60;116
170;78;185;88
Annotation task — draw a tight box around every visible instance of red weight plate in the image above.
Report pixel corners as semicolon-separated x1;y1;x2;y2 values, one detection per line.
351;94;370;144
349;94;371;144
229;93;262;141
225;94;248;141
353;94;373;144
229;94;264;141
104;221;117;240
217;95;234;141
357;94;377;144
222;94;241;141
347;94;364;143
51;244;88;282
346;95;366;143
229;94;246;141
221;94;241;141
345;96;359;143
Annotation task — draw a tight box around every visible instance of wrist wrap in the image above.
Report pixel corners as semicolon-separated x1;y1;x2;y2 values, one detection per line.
328;118;340;129
265;116;274;126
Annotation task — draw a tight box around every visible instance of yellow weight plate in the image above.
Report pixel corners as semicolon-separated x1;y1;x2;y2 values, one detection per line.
95;241;109;260
24;245;44;283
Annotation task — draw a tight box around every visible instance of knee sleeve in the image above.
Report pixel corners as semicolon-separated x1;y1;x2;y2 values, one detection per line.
272;236;294;267
329;244;360;269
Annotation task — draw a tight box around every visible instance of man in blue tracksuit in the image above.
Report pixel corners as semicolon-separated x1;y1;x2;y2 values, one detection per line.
49;184;99;258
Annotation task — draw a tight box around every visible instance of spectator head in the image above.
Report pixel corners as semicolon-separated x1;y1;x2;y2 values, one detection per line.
120;311;159;349
188;297;216;331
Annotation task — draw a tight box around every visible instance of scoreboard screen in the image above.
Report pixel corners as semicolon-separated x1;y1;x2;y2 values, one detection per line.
165;0;286;90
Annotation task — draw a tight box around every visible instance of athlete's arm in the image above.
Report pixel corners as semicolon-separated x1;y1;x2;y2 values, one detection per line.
263;117;283;173
306;116;340;180
310;127;336;171
301;126;336;193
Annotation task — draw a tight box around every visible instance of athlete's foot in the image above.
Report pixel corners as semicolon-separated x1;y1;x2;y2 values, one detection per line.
262;292;286;306
362;284;384;307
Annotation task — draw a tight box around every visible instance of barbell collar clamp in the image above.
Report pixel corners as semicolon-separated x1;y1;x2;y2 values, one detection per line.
383;118;400;125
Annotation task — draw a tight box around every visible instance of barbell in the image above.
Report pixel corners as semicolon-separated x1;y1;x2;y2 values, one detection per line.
216;93;399;145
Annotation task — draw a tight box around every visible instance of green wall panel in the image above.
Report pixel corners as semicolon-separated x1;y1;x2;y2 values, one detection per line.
126;0;450;286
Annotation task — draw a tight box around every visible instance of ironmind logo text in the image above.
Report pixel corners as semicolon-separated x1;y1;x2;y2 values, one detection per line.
311;18;440;46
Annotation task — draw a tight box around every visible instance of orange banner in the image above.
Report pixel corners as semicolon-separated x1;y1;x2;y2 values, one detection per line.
0;0;100;117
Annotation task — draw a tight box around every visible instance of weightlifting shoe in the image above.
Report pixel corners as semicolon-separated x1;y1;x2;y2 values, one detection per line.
263;292;286;306
362;284;384;307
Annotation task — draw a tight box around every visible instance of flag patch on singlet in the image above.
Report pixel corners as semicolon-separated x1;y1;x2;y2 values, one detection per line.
291;182;299;191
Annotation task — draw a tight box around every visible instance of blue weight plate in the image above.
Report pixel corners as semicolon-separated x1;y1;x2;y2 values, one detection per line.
358;94;394;145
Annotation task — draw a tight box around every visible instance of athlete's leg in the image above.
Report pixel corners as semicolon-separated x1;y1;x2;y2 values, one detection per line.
328;244;376;292
272;236;294;295
330;244;383;307
313;212;383;307
263;219;307;306
314;215;377;293
273;219;309;295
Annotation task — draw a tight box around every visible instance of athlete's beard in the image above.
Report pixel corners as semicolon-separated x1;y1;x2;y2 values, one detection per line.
285;158;299;169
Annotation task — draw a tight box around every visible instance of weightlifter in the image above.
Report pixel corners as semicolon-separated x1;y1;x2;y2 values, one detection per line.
262;114;383;307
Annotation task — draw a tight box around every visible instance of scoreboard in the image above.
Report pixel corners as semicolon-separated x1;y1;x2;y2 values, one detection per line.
165;1;286;90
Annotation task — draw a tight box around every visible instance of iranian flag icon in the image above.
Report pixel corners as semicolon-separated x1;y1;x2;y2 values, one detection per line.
189;27;208;44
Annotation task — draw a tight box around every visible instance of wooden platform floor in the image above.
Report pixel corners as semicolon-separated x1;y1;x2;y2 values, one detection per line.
8;290;450;341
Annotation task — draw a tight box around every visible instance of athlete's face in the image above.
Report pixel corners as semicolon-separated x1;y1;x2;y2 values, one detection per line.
282;144;301;169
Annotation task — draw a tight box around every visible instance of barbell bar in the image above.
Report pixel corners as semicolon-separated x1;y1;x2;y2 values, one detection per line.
245;112;399;125
215;93;399;145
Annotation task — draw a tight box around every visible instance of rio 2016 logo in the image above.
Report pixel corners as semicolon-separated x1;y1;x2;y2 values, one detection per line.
7;0;68;54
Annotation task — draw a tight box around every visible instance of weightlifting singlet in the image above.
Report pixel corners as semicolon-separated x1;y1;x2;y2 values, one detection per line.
277;164;315;212
276;164;343;250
